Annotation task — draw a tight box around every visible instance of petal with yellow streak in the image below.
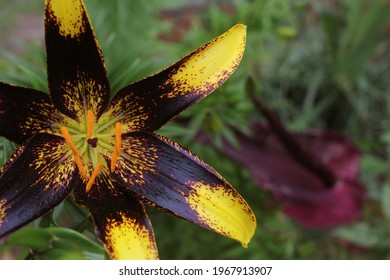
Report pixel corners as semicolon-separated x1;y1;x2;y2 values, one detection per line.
0;82;60;144
45;0;110;120
0;133;77;238
74;171;158;260
111;132;256;247
102;24;247;133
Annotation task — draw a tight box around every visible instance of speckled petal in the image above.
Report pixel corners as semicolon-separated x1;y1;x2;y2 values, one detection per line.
74;171;158;260
0;82;60;144
110;132;256;247
101;24;246;133
0;133;77;238
45;0;110;121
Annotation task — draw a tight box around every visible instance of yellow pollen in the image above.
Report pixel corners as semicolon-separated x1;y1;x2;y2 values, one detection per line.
85;163;103;192
110;122;122;172
87;109;95;139
60;126;88;179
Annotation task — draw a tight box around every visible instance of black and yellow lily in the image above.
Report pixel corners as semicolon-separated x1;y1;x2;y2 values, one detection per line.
0;0;256;259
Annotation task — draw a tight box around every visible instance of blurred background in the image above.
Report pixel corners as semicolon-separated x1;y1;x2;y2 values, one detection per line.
0;0;390;259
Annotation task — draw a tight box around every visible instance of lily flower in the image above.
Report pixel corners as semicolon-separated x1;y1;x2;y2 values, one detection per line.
0;0;256;259
224;124;365;228
220;84;365;228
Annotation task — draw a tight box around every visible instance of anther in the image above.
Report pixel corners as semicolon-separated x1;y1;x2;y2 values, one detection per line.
85;163;103;192
110;122;122;172
115;122;122;155
60;126;88;179
110;150;118;172
87;109;95;139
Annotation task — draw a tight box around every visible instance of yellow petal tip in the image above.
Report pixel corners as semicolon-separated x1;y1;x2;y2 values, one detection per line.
185;182;257;247
228;23;247;40
164;22;247;100
46;0;86;38
233;23;247;30
105;213;158;260
238;215;256;248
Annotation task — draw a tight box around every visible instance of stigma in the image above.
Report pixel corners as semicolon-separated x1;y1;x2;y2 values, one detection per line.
59;109;122;192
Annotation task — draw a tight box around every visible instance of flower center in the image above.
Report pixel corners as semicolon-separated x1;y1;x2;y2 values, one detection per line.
59;110;122;192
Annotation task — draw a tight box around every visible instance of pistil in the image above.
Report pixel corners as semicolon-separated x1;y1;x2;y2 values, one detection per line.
60;114;122;192
87;109;95;139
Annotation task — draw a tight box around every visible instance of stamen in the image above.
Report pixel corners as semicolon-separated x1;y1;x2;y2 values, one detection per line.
60;126;88;179
115;122;122;155
110;149;118;172
87;109;95;139
110;122;122;172
85;163;103;192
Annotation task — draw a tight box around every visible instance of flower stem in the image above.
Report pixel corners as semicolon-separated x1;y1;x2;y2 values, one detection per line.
247;79;336;188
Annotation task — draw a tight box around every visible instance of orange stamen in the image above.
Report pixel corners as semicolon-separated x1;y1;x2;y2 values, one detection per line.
60;126;88;179
110;149;118;172
110;122;122;172
115;122;122;155
85;163;103;192
87;109;94;139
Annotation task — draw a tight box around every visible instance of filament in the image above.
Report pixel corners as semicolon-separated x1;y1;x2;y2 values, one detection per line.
60;126;88;179
85;163;103;192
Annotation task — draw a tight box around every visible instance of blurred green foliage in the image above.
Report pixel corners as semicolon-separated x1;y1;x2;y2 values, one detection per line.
0;0;390;259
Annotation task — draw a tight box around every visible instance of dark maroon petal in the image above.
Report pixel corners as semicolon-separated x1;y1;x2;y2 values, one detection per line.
108;132;256;246
45;0;110;121
74;171;158;260
0;82;60;144
224;125;325;193
0;133;77;238
283;180;365;228
294;130;361;181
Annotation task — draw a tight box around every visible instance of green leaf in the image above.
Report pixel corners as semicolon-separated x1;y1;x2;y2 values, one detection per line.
318;6;341;60
221;126;240;149
339;0;390;80
38;248;84;260
277;26;297;39
381;184;390;220
7;227;51;250
297;240;317;258
7;226;105;259
46;227;106;259
333;222;381;247
0;137;17;167
203;112;223;135
64;198;89;223
289;93;336;131
0;48;47;91
360;155;390;175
